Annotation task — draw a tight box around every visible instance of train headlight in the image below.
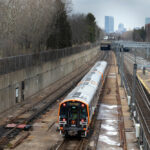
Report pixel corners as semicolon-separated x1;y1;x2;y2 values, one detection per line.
81;104;85;107
80;119;87;125
81;119;84;123
63;103;66;107
63;118;66;122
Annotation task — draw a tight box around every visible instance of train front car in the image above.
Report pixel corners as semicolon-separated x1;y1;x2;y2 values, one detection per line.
58;61;107;137
59;100;88;137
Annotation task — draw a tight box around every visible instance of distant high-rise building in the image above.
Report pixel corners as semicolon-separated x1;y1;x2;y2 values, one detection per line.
145;18;150;25
118;23;126;33
105;16;114;33
118;23;124;31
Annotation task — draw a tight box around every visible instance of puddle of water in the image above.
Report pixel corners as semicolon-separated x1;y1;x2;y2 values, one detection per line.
96;103;123;150
97;134;123;150
105;120;118;124
101;124;118;132
108;75;116;78
102;109;118;113
106;131;118;136
102;120;119;127
98;135;121;146
100;104;118;109
97;104;119;120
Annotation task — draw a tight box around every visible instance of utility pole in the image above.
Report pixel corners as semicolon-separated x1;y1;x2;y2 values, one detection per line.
147;48;149;59
132;63;137;110
116;45;119;72
121;46;124;87
134;48;137;64
118;45;121;74
132;48;137;115
116;45;118;65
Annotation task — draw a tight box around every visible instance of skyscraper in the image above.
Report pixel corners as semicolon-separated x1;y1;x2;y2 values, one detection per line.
105;16;114;33
118;23;126;33
145;18;150;25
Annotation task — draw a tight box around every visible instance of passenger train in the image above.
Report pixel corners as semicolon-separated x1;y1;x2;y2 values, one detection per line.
58;61;107;137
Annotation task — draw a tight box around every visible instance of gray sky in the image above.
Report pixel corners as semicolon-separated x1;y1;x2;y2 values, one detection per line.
71;0;150;30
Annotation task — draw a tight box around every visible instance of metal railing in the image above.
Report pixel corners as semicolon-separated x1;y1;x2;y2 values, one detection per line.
113;41;150;48
114;41;150;150
0;43;99;75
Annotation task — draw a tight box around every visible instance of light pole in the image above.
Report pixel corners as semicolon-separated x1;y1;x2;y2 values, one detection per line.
147;47;149;59
121;46;124;87
132;48;137;116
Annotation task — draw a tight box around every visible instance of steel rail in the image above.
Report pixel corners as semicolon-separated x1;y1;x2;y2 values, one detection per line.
56;52;110;150
124;65;150;148
0;52;107;149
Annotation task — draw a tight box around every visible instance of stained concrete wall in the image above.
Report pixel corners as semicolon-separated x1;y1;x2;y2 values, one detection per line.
0;46;99;113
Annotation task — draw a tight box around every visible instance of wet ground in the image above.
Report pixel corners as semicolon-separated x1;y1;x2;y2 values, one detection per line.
5;101;63;150
96;62;123;150
96;52;139;150
97;104;122;150
3;52;139;150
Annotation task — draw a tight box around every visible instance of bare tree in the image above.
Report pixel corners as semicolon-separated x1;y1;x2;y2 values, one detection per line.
0;0;69;57
68;13;102;45
68;14;88;45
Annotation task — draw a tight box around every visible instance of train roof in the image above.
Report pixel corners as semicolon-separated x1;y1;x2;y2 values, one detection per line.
61;61;107;105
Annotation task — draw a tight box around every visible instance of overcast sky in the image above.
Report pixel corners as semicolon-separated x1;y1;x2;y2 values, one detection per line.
71;0;150;31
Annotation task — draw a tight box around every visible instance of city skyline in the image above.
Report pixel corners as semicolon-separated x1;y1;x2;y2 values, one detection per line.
71;0;150;30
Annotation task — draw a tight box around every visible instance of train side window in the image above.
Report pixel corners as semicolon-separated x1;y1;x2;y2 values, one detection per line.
60;105;67;118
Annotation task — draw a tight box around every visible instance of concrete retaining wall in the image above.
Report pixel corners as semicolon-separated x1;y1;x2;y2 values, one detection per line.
0;46;99;113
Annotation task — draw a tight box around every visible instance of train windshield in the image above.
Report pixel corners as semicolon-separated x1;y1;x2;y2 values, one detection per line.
70;106;78;120
69;102;87;120
60;103;67;118
60;102;88;123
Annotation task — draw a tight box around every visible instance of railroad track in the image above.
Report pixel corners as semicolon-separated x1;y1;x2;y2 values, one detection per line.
0;51;107;149
57;138;87;150
123;61;150;147
87;51;127;150
55;52;111;150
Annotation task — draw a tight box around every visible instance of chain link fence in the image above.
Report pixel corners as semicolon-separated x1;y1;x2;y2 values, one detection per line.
0;43;99;75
